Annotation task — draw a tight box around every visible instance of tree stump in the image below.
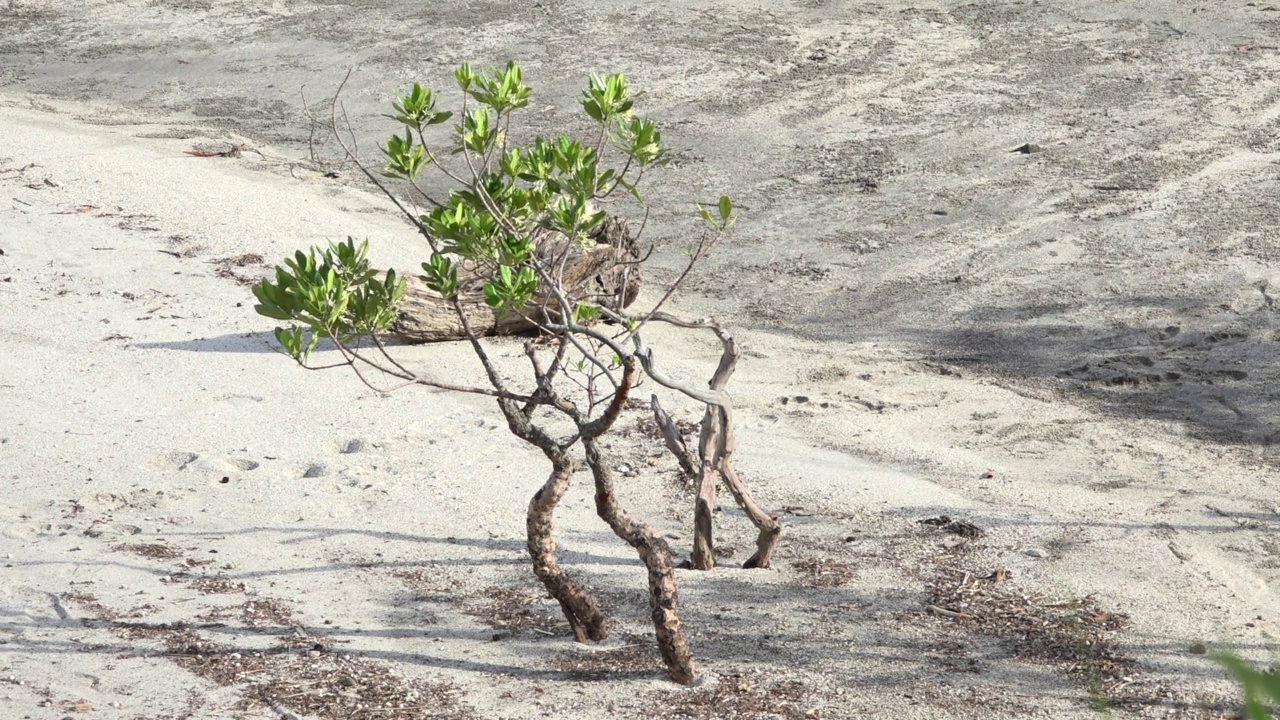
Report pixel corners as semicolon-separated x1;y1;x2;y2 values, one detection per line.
388;217;641;343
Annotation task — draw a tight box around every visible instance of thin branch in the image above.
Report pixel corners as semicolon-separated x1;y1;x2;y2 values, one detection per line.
595;155;635;199
328;68;441;255
334;333;535;402
631;229;718;336
610;243;655;267
651;394;698;480
580;357;636;439
369;334;419;377
414;122;473;188
408;177;447;210
522;340;578;417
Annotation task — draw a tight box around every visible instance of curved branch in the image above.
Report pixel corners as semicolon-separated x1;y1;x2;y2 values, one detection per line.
580;356;636;440
583;434;695;684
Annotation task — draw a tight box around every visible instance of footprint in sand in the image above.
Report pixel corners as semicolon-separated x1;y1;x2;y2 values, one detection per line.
167;453;261;478
203;457;260;473
339;438;367;454
166;451;199;470
778;395;858;415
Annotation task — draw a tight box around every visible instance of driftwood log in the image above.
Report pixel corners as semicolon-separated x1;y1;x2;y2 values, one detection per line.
388;217;640;343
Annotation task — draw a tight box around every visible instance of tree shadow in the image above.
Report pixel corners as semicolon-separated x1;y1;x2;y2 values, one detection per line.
131;331;282;354
2;561;1251;715
885;293;1280;454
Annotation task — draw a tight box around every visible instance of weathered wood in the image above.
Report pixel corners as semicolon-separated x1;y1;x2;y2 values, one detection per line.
651;394;698;483
388;217;641;343
690;459;717;571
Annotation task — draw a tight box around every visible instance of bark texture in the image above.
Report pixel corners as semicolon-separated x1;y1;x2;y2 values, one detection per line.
585;436;696;685
578;359;695;684
500;398;607;642
389;218;640;343
639;314;783;570
690;460;717;571
525;452;607;642
694;326;782;569
651;394;697;483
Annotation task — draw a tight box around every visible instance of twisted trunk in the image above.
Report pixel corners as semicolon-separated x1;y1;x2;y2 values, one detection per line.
525;451;608;642
694;325;782;569
720;452;782;569
500;398;607;642
702;401;782;569
584;436;695;684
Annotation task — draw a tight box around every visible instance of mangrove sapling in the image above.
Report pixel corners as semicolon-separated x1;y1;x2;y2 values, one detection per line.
252;61;774;683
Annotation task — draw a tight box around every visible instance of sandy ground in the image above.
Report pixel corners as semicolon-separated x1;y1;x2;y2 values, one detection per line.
3;1;1280;718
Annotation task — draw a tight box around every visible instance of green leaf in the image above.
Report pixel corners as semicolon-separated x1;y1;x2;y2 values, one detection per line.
1219;653;1280;720
253;302;292;321
458;107;496;155
482;281;502;308
718;195;732;222
581;72;632;125
390;83;440;127
422;254;459;298
573;303;601;324
425;110;454;126
455;63;475;91
254;239;403;361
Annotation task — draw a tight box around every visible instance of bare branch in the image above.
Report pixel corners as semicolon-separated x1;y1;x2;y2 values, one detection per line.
580;356;636;439
651;394;697;481
328;68;441;254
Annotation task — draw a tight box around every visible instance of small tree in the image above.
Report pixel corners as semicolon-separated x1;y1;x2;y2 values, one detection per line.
252;62;781;683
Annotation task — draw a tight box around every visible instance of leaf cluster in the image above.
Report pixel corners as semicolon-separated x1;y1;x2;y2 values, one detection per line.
376;63;685;316
252;238;404;361
255;61;737;404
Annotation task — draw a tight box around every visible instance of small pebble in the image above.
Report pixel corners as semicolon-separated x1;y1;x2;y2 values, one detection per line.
1024;548;1050;558
1189;642;1208;655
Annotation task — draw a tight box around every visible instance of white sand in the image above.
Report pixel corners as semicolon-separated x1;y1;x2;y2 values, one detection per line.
1;83;1274;718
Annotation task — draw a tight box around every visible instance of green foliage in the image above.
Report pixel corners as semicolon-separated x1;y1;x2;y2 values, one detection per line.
252;238;405;361
616;117;665;169
573;303;601;324
697;195;736;231
458;106;497;155
384;62;679;312
581;72;632;122
389;82;452;129
1220;653;1280;719
383;129;428;180
456;61;531;114
421;254;458;299
482;265;538;311
258;61;734;367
